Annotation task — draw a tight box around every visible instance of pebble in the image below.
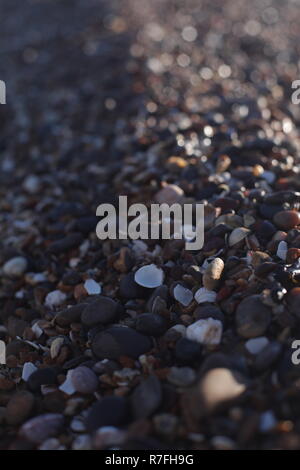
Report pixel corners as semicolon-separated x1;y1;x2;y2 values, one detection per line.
186;318;223;345
286;288;300;318
228;227;250;247
85;396;129;432
253;341;282;371
5;391;35;425
236;295;272;338
59;370;76;395
19;413;64;444
47;233;83;255
3;256;27;278
22;362;38;382
81;296;119;327
199;368;247;411
203;258;224;290
134;264;164;288
194;305;225;324
194;287;217;304
84;279;102;295
154;184;184;204
131;375;162;419
167;366;196;387
27;367;59;392
55;303;87;326
93;426;126;449
72;434;92;450
23;174;41;194
259;410;276;432
245;337;269;355
173;284;193;306
135;313;167;337
91;326;152;359
273;210;300;231
71;366;98;394
175;337;202;364
44;290;67;309
276;240;288;261
119;272;148;299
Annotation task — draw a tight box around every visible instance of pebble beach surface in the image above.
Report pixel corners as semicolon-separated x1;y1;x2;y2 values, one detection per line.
1;0;300;450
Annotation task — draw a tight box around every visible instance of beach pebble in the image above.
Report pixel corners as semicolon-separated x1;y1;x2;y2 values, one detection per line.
22;362;38;382
85;397;129;432
93;427;126;449
134;264;164;288
276;240;288;261
259;410;276;432
167;366;196;387
84;279;101;295
236;295;272;338
81;296;119;327
19;413;64;444
199;368;247;411
5;391;35;425
228;227;250;247
28;367;59;392
44;290;67;309
186;318;222;345
135;313;167;337
194;287;217;304
173;284;193;306
59;370;76;395
245;337;269;355
3;256;27;278
71;366;98;394
203;258;224;290
175;337;202;364
23;174;41;194
273;210;300;231
286;288;300;318
131;375;162;419
91;326;152;360
154;184;184;204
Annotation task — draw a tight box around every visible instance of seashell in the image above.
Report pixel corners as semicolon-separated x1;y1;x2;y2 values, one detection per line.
215;214;243;229
50;337;65;359
203;258;224;290
194;287;217;304
228;227;250;247
22;362;38;382
59;370;76;395
173;284;193;306
84;279;102;295
134;264;164;288
186;318;222;345
276;240;288;261
44;290;67;309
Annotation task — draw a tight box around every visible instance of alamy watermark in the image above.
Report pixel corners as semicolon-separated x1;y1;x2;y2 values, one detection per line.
0;80;6;104
95;196;205;250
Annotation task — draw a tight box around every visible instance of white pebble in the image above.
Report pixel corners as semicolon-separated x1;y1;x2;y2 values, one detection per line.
134;264;164;288
194;287;217;304
245;337;269;355
277;240;288;261
174;284;193;306
84;279;102;295
22;362;38;381
23;174;41;194
31;322;43;338
45;290;67;309
186;318;222;345
3;256;27;278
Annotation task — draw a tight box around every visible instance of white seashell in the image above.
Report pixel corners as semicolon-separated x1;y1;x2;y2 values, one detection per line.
228;227;250;247
31;322;43;338
276;240;288;261
59;370;76;395
50;337;64;359
194;287;217;304
44;290;67;309
22;362;38;382
174;284;193;306
245;337;269;355
186;318;222;345
84;279;101;295
134;264;164;288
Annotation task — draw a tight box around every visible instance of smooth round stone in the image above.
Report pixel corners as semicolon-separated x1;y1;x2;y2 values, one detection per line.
20;413;64;444
286;288;300;318
71;366;98;394
175;337;202;364
119;272;148;299
135;313;167;337
91;326;152;360
5;391;35;425
55;304;87;327
131;375;162;419
167;366;196;387
273;210;300;231
199;368;247;411
134;264;164;289
154;184;184;205
81;296;119;327
186;318;222;345
194;305;225;324
27;367;59;392
253;341;282;371
245;337;269;355
236;295;272;338
3;256;27;278
85;397;129;432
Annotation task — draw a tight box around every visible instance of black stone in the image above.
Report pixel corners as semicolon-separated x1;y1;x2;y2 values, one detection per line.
135;313;167;337
85;396;130;432
175;337;202;364
81;296;120;327
28;367;60;392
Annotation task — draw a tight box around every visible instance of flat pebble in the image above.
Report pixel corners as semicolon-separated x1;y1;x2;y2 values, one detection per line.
154;184;184;204
236;295;272;338
22;362;38;382
44;290;67;309
81;296;119;327
167;366;196;387
186;318;222;345
194;287;217;304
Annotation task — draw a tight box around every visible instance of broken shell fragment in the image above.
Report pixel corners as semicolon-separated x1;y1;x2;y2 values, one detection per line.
228;227;250;247
134;264;164;288
194;287;217;304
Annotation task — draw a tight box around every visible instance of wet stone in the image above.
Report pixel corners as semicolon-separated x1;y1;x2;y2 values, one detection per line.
119;272;149;299
175;337;202;364
236;295;272;338
47;233;83;255
167;366;196;387
131;375;162;419
5;391;35;426
71;366;98;394
91;326;152;360
19;413;64;444
273;211;300;231
27;367;59;392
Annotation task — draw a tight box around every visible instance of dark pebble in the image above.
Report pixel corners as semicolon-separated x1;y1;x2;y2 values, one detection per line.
253;341;282;372
91;326;152;359
273;211;300;231
119;272;149;299
175;337;202;364
55;303;87;326
47;233;83;255
236;295;272;338
85;396;129;432
135;313;167;337
27;367;60;392
81;296;120;327
194;305;225;324
131;375;162;419
19;413;64;444
5;391;35;426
